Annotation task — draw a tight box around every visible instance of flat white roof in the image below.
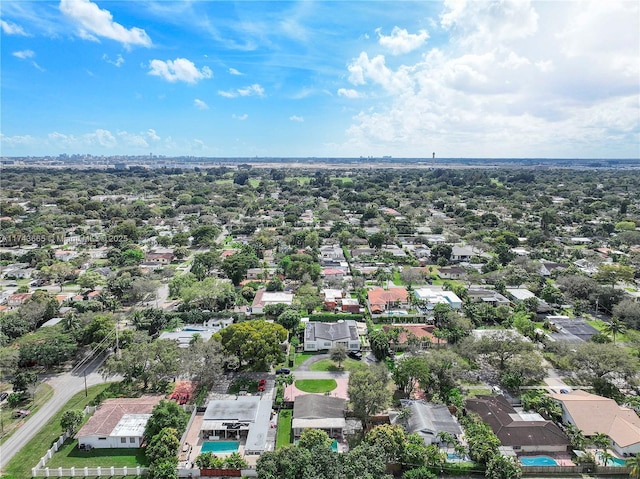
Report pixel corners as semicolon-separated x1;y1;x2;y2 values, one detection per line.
111;414;151;437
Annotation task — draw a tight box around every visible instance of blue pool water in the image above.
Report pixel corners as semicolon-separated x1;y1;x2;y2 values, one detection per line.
201;441;240;454
331;440;338;452
447;453;467;462
520;456;559;466
597;453;626;466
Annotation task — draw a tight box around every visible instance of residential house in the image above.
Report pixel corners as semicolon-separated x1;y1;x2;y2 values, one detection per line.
322;268;346;281
382;324;446;349
466;288;511;307
7;293;32;307
76;396;163;449
341;298;361;314
367;287;409;314
251;289;294;314
438;266;466;280
292;395;346;438
539;261;569;277
54;250;77;262
304;320;360;352
246;268;276;281
413;287;462;310
451;246;475;262
322;289;343;310
391;400;461;445
200;396;272;455
465;395;570;453
145;251;175;264
545;316;599;343
549;390;640;456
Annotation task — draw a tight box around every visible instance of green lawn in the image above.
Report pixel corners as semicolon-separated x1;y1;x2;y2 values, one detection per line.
309;358;367;373
275;409;293;449
291;351;322;369
586;318;630;342
46;444;149;468
2;383;113;479
294;379;337;393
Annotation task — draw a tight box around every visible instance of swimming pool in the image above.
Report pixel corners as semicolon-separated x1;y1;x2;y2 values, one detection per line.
447;453;467;462
331;440;338;452
597;452;626;466
520;456;559;466
201;441;240;454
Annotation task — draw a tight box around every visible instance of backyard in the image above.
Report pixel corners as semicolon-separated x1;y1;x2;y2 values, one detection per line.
46;444;148;468
275;409;293;449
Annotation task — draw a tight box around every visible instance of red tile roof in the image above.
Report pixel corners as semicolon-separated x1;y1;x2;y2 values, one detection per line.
75;396;163;438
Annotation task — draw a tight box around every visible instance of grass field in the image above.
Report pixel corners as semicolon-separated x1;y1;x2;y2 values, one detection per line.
276;409;293;449
46;445;149;468
291;351;322;369
294;379;337;393
309;358;368;373
2;383;113;479
0;383;54;446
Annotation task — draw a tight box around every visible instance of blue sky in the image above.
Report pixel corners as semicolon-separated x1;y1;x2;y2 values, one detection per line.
1;0;638;158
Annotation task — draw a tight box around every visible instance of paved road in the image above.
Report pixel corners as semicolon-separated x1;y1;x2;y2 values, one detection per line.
0;355;111;472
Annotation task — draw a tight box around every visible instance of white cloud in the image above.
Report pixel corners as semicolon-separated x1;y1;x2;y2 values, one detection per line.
1;19;28;36
377;26;429;55
338;88;363;99
338;0;639;158
238;84;265;97
147;129;160;141
194;98;209;110
229;68;242;75
13;50;35;59
232;114;248;120
148;58;213;84
59;0;151;48
219;84;265;98
103;53;124;67
289;115;304;122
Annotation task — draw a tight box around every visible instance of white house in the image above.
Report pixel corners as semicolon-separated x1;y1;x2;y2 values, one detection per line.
304;320;361;352
250;289;294;314
76;396;163;449
413;288;462;310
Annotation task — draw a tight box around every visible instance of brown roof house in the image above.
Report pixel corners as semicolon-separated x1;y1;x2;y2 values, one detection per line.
465;395;570;453
76;396;163;449
550;390;640;456
367;287;409;314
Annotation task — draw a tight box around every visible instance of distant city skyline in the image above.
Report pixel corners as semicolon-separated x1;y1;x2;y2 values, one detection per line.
1;0;638;159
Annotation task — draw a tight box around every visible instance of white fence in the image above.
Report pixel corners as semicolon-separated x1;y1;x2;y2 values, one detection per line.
32;466;147;477
31;406;147;477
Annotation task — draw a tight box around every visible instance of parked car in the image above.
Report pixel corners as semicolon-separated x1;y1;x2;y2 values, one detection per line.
348;351;363;360
275;368;291;375
0;392;8;401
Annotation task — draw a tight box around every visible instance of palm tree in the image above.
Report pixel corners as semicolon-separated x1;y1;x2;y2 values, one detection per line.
591;432;610;450
604;318;627;344
626;453;640;479
600;450;613;467
436;431;456;448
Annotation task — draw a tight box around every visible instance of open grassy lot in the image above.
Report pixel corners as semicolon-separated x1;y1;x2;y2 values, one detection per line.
275;409;293;449
309;358;368;373
0;383;54;446
2;383;113;479
46;444;148;468
294;379;337;393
